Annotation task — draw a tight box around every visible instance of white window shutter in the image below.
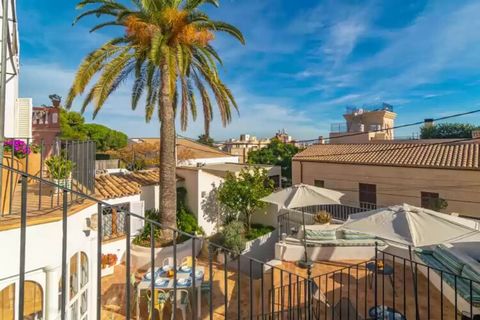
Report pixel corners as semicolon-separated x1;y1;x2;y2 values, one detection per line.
14;98;32;138
129;201;145;235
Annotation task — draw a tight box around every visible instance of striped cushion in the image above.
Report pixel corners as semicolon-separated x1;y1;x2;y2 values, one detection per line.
461;265;480;294
419;254;480;305
342;230;374;240
305;229;336;240
432;245;464;275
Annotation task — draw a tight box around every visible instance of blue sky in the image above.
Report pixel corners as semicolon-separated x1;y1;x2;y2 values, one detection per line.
17;0;480;140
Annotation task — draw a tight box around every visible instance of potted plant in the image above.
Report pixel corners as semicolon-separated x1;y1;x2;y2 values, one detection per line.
101;253;118;277
26;143;42;183
1;139;31;214
314;210;332;225
45;154;74;192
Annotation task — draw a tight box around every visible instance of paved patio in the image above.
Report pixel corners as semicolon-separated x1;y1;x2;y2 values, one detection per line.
100;257;459;320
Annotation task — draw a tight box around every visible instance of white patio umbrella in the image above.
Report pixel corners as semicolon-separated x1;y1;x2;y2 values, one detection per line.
260;183;344;210
260;184;344;269
340;203;480;247
341;203;480;319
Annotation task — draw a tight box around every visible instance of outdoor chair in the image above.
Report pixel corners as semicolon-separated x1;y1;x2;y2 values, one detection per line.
146;289;172;320
181;256;193;267
201;270;215;304
162;257;174;268
170;289;191;320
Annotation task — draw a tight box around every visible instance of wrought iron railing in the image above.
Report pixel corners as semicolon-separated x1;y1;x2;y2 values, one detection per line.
277;203;376;237
0;137;96;216
309;245;480;320
1;163;313;320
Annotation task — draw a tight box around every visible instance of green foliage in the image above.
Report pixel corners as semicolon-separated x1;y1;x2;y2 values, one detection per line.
197;134;215;147
220;221;246;254
217;167;274;231
427;198;449;211
59;109;127;151
245;224;275;241
420;123;480;139
45;154;75;179
132;209;162;246
248;138;301;186
133;188;203;247
59;109;88;140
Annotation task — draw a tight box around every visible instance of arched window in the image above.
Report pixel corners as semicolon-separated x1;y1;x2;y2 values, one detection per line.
24;281;43;320
0;284;15;320
69;252;89;320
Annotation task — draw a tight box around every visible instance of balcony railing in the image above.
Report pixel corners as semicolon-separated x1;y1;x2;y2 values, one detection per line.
3;163;479;320
0;138;96;216
1;164;310;320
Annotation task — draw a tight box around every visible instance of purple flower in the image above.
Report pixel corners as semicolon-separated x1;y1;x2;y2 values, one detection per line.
3;139;32;159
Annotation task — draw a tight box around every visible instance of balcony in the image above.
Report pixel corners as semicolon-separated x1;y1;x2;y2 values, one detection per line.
0;165;479;320
1;138;96;222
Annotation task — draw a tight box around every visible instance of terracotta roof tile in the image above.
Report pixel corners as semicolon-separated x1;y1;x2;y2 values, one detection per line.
293;143;480;170
95;170;184;200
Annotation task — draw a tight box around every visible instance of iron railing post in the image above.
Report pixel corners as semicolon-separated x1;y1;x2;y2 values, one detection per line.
96;202;103;320
192;237;196;320
18;175;27;319
125;210;131;319
374;242;378;319
61;188;68;320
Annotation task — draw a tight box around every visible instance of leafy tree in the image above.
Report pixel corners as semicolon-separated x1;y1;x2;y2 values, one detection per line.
66;0;244;233
59;109;127;151
59;109;88;140
83;123;128;152
197;134;214;147
217;167;274;232
420;123;480;139
248;138;300;186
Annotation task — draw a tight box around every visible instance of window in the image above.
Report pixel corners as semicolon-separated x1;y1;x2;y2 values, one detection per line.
421;192;440;210
314;180;325;188
359;183;377;209
0;284;15;320
102;203;130;240
69;252;89;320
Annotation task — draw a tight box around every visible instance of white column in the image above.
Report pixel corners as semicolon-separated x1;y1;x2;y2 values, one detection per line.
43;265;60;320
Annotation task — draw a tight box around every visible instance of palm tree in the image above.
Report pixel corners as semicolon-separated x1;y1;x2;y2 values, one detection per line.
66;0;244;235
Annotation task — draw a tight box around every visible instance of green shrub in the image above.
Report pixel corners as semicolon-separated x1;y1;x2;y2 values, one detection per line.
221;221;246;254
245;223;275;241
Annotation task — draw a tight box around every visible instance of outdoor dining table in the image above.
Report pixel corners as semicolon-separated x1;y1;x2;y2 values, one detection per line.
136;265;205;320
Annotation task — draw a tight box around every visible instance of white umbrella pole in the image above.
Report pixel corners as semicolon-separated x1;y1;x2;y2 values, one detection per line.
408;246;420;320
302;207;308;263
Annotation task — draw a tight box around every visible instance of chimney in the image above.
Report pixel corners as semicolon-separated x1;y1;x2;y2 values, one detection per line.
424;118;434;128
318;136;325;144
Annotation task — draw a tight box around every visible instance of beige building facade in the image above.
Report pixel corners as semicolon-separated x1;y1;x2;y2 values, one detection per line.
293;143;480;219
329;104;397;143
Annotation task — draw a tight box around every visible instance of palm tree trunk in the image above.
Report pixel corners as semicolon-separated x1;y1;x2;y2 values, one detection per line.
159;59;176;238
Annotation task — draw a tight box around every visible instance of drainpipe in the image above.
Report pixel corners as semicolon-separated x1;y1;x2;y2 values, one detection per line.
300;161;304;184
0;0;10;191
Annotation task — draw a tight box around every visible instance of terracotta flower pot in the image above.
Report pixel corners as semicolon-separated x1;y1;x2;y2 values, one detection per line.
26;152;42;183
1;153;24;215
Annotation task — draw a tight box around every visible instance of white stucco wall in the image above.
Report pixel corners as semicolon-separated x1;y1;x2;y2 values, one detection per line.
0;194;143;320
177;156;239;167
